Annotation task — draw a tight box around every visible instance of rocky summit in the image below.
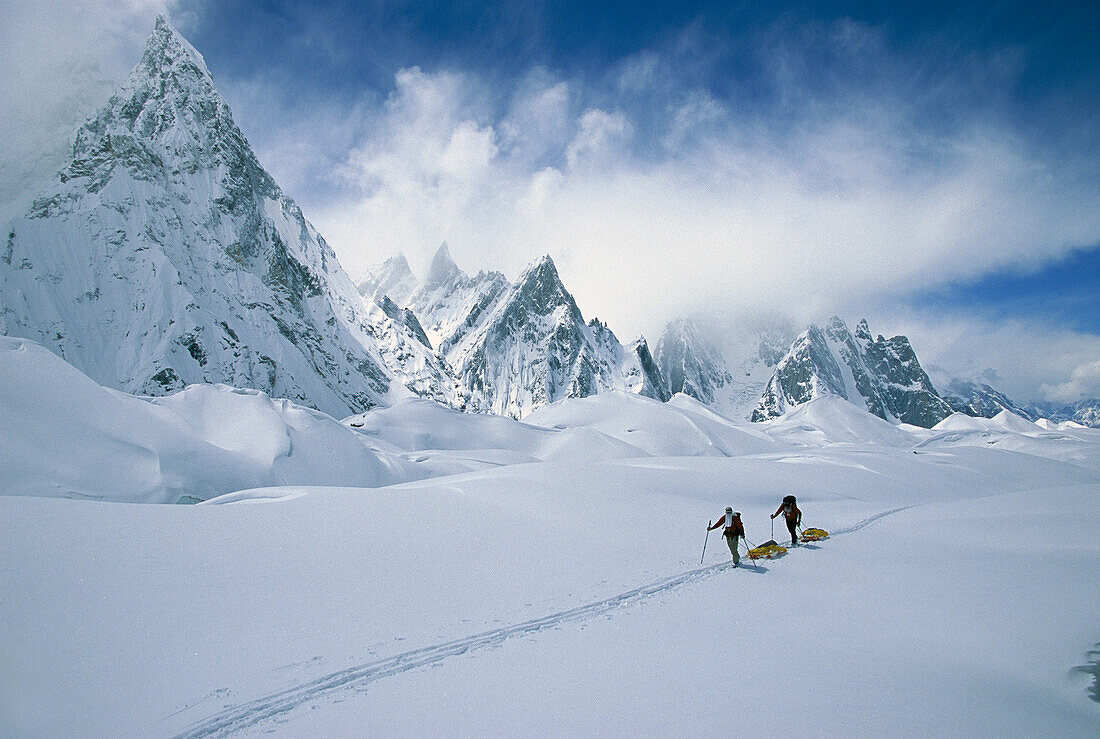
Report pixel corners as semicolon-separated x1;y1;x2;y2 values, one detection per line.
361;247;669;418
0;16;417;418
752;317;953;428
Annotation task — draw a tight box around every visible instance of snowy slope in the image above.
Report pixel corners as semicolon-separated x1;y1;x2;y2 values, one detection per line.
0;335;675;502
0;336;426;503
762;393;923;447
0;17;442;418
2;337;1098;734
919;410;1100;470
344;396;647;464
2;409;1097;735
526;390;776;457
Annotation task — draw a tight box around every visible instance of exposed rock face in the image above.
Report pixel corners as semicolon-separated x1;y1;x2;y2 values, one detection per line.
589;321;670;404
656;318;734;407
752;317;952;428
446;255;669;417
378;296;432;349
0;17;418;417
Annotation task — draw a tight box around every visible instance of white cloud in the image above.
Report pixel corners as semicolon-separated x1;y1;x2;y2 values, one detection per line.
1041;360;1100;403
664;90;726;149
439;121;498;179
291;22;1097;361
565;109;632;171
499;71;571;165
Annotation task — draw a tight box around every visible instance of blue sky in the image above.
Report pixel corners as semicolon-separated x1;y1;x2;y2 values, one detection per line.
913;247;1100;335
1;0;1097;401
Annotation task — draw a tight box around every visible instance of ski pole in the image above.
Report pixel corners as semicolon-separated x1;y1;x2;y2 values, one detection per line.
771;516;774;539
700;522;711;564
743;536;759;564
741;537;760;570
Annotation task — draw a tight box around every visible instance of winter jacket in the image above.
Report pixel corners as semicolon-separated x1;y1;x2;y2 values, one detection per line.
773;503;801;524
709;514;744;538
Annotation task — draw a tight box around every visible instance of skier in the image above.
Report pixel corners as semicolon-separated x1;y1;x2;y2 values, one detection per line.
707;507;745;566
771;495;802;546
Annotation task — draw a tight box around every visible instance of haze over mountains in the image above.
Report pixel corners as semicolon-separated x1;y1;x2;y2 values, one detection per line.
0;17;1096;429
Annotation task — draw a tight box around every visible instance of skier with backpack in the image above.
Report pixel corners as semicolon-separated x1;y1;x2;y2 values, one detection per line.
771;495;802;546
707;507;745;566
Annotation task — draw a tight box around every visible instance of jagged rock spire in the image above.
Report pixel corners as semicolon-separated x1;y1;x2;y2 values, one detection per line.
425;242;461;288
752;318;952;427
3;16;415;417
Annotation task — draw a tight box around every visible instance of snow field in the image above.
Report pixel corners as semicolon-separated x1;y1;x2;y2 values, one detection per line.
3;443;1099;735
0;337;428;503
2;339;1099;735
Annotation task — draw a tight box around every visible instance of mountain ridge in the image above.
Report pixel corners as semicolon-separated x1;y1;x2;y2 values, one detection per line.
359;246;669;418
751;317;952;427
0;16;423;417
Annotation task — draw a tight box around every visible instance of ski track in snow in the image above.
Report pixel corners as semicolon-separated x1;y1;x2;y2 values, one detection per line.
829;505;916;536
172;505;912;738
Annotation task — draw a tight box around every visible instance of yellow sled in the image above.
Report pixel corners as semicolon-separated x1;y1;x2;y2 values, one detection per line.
800;528;829;542
747;541;788;560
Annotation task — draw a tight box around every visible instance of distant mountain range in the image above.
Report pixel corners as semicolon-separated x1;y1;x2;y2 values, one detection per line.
656;314;1100;428
1;17;1095;429
360;244;668;417
1020;399;1100;428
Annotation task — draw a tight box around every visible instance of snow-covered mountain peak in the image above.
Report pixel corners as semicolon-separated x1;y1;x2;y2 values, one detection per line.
62;14;236;181
2;17;425;417
143;15;213;83
357;254;418;305
425;242;463;288
508;254;582;321
854;318;873;343
753;318;952;427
